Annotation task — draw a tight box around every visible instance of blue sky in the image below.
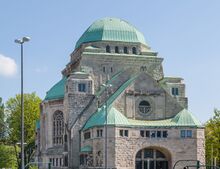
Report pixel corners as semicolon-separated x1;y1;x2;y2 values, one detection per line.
0;0;220;123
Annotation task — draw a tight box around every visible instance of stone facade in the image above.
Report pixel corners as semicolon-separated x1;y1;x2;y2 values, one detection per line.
38;18;205;169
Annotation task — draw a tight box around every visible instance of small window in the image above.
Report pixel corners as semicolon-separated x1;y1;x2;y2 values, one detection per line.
111;67;113;73
97;129;103;137
60;158;62;167
49;158;52;166
146;131;150;137
115;46;119;53
132;47;137;54
119;130;123;136
56;158;58;166
78;83;86;92
172;87;179;96
64;155;68;166
106;45;110;53
140;130;145;137
157;131;161;138
119;129;128;137
53;158;55;166
181;130;192;138
187;130;192;138
151;131;156;138
124;130;128;137
180;130;185;138
140;130;167;138
84;131;91;140
140;66;147;71
103;66;106;73
124;47;128;54
64;134;67;142
162;131;168;138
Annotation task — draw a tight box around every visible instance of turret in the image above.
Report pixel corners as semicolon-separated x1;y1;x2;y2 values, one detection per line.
64;71;94;127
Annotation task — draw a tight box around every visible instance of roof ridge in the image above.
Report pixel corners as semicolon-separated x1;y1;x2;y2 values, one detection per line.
95;70;124;96
82;74;138;130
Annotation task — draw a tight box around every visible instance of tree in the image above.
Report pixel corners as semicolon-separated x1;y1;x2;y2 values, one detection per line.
0;144;17;168
5;92;41;167
0;97;5;139
205;109;220;167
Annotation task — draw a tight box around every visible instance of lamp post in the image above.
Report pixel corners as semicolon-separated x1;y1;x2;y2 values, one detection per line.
15;37;30;169
102;83;112;169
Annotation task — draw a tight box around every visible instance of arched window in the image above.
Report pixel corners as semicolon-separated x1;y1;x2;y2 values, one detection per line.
124;47;128;54
115;46;119;53
135;148;168;169
132;47;137;54
106;45;110;53
53;111;64;145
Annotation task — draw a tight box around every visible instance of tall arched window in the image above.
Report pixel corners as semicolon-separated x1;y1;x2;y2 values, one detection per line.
106;45;110;53
132;47;137;54
115;46;119;53
53;111;64;145
124;46;128;54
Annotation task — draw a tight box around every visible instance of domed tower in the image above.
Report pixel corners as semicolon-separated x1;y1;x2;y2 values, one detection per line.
39;17;204;169
62;17;164;91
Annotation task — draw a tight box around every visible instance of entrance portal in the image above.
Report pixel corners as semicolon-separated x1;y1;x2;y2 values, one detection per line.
135;148;168;169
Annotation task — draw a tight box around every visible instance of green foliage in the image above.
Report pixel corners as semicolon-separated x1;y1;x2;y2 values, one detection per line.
5;92;41;167
6;92;41;144
0;144;18;168
0;97;5;138
205;109;220;166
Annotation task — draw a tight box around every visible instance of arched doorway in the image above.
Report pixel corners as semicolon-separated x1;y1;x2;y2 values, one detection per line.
135;148;169;169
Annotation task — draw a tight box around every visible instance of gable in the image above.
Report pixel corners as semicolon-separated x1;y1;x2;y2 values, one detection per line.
112;72;183;120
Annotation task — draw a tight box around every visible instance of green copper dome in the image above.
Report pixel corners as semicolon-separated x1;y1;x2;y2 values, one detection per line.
75;17;147;49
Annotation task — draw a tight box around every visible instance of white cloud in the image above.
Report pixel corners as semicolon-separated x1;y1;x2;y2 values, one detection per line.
0;54;17;77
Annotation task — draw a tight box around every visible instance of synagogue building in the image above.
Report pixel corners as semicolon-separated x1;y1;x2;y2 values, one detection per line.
37;17;205;169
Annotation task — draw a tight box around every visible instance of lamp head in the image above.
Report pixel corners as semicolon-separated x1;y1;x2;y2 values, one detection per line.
14;37;31;44
14;39;22;44
22;37;30;42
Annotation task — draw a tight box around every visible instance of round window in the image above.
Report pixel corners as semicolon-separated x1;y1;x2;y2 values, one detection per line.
139;100;151;114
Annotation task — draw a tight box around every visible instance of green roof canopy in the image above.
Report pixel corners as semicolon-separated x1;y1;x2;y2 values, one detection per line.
83;107;202;130
83;106;129;130
75;17;147;49
44;77;67;100
171;109;202;126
